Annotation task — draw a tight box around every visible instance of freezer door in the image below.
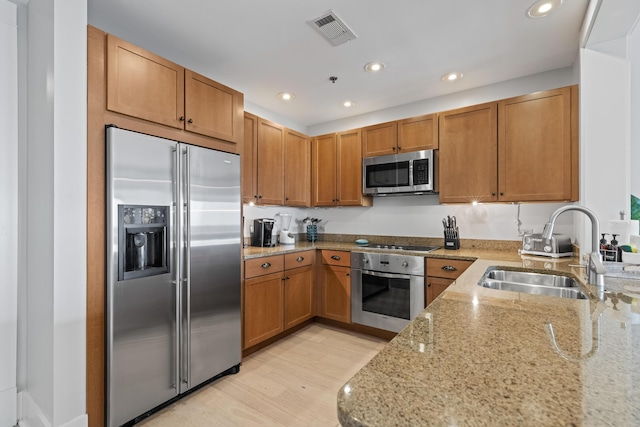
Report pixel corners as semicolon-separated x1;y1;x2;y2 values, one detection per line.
106;127;179;427
181;144;241;392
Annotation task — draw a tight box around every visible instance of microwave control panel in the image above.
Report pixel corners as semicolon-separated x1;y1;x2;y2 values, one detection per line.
413;159;430;185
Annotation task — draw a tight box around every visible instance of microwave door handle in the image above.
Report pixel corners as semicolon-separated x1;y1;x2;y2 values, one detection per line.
361;269;412;280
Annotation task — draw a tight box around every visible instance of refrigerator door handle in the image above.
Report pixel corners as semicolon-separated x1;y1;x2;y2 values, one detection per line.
172;145;181;392
181;145;191;390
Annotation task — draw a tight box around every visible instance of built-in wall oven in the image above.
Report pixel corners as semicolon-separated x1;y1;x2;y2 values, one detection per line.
351;252;425;333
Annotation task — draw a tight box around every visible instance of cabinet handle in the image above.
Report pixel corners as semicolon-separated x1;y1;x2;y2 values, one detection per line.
346;273;350;277
261;262;271;268
427;283;432;287
491;192;496;196
499;192;504;196
397;146;402;151
258;195;262;199
296;256;304;262
179;116;185;122
392;146;396;151
441;265;457;271
285;197;289;201
188;118;193;124
331;255;341;261
283;276;290;280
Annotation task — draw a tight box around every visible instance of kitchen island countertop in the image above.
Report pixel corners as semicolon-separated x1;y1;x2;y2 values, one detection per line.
337;257;640;426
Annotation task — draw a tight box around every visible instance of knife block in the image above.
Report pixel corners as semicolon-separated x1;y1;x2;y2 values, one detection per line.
444;228;460;250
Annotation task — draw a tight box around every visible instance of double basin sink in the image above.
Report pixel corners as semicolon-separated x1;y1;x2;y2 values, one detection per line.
477;267;589;300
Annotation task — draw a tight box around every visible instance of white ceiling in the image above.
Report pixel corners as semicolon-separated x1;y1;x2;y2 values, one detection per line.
88;0;590;128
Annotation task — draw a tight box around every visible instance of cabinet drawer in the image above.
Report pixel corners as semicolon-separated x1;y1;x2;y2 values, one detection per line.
427;258;472;279
284;250;314;270
244;255;284;279
321;250;350;267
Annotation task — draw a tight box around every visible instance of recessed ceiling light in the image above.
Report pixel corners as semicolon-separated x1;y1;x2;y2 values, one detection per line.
342;100;356;108
526;0;563;18
441;72;463;82
277;92;295;101
364;62;385;73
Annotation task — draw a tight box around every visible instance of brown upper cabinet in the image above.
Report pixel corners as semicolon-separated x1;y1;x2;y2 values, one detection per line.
497;86;578;202
438;102;498;203
242;113;258;204
255;118;285;205
312;129;372;207
438;85;578;203
106;34;243;145
284;128;312;207
243;115;311;207
362;114;438;157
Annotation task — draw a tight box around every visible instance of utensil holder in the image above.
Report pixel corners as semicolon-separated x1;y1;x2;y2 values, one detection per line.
444;227;460;250
306;224;317;242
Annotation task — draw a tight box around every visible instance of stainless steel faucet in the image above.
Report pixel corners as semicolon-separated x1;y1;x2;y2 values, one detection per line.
541;205;606;290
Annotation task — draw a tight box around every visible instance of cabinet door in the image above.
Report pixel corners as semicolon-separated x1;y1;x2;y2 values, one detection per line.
256;118;285;205
283;265;314;330
398;113;438;152
498;86;576;202
243;272;283;349
312;133;337;206
184;69;243;144
106;34;185;129
426;277;454;306
242;113;258;204
362;121;398;157
438;102;498;203
336;129;366;206
321;265;351;323
284;128;311;207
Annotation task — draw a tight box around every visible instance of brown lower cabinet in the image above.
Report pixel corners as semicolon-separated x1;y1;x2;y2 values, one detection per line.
425;258;473;306
318;250;351;323
243;251;314;349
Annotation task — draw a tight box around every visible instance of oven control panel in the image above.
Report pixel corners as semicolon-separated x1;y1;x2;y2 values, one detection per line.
351;252;424;276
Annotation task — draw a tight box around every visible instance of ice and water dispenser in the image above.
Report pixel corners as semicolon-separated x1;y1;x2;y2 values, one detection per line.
118;205;169;280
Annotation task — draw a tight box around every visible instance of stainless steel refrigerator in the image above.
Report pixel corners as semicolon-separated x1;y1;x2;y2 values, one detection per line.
106;126;241;427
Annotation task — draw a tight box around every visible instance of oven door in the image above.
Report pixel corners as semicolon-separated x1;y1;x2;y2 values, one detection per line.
351;269;425;333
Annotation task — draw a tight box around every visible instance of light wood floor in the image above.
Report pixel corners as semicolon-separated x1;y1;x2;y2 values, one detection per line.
138;324;388;426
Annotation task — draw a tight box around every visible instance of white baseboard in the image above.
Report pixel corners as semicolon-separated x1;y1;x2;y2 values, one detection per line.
16;392;87;427
17;391;49;427
0;386;16;427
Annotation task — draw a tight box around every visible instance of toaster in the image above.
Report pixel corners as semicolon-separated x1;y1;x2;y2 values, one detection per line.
520;233;573;258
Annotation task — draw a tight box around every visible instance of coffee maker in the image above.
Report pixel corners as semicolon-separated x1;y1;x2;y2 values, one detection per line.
251;218;275;247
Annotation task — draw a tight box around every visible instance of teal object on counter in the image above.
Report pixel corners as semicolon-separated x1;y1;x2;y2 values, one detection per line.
355;239;368;245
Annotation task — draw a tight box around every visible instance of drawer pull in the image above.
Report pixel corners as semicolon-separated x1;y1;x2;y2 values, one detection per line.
261;262;271;269
441;265;457;272
331;255;341;261
296;256;304;262
283;276;290;280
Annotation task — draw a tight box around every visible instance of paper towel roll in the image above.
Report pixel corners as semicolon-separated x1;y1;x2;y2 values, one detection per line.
606;220;640;245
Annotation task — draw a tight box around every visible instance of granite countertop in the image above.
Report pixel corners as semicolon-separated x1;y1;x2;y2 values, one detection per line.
242;240;523;263
337;257;640;426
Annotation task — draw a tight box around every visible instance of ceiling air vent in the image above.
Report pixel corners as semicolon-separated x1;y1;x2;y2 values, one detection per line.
308;9;358;46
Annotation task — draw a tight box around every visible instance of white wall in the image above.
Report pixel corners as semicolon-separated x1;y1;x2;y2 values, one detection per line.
631;23;640;202
0;1;18;425
578;38;631;252
18;0;88;426
245;67;579;243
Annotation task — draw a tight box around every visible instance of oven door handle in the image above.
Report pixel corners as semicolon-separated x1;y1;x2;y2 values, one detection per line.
361;269;412;280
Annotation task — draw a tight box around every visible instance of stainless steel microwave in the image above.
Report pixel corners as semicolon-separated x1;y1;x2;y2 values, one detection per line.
362;150;435;196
